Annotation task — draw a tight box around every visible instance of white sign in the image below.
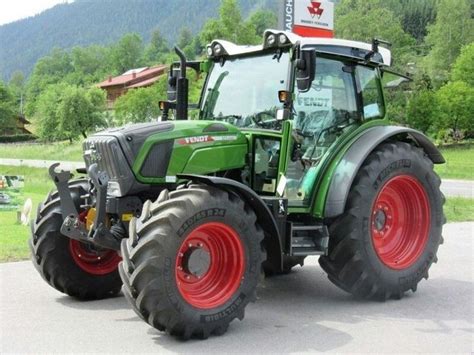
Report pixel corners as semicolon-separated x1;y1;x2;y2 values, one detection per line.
283;0;294;32
294;0;334;31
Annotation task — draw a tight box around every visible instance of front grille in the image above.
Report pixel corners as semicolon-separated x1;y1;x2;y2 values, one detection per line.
83;136;129;182
83;135;138;196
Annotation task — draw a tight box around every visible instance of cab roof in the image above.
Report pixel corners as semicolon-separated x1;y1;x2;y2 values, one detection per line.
207;29;392;67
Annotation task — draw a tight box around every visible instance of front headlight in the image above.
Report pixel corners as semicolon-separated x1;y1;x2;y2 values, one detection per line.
107;181;122;197
267;34;276;46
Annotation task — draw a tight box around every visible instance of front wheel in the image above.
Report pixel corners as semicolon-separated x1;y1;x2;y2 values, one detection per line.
119;185;265;339
29;180;122;299
319;142;445;300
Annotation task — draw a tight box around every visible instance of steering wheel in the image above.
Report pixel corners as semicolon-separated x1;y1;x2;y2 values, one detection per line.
249;111;278;129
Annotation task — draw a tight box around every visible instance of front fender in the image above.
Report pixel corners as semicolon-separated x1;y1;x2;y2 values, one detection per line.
323;126;444;218
178;174;283;270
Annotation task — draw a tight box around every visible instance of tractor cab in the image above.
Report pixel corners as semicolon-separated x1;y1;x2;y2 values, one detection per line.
188;30;392;209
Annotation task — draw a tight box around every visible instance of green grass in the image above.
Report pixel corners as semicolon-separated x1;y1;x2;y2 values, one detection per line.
435;145;474;180
0;166;54;262
0;141;83;162
0;164;472;262
444;197;474;223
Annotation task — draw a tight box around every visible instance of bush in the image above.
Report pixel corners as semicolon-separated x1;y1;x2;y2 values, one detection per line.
0;134;37;143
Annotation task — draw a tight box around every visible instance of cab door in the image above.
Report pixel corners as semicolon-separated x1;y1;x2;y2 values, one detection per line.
284;55;361;206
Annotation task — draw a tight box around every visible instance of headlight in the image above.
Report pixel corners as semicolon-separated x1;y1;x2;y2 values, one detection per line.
206;46;213;57
279;34;288;45
267;34;276;46
214;44;223;55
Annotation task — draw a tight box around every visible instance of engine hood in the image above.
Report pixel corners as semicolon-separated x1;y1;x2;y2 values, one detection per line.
132;120;249;184
87;120;249;185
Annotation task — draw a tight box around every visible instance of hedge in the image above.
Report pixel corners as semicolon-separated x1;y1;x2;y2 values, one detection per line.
0;134;37;143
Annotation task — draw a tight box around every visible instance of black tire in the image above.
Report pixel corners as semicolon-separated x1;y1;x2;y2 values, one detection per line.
319;142;445;300
120;185;265;339
29;179;122;300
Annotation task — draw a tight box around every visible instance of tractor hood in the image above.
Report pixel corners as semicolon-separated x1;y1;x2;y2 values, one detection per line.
83;121;248;194
131;120;248;184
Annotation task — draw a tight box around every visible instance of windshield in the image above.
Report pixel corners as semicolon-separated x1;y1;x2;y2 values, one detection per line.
200;52;290;129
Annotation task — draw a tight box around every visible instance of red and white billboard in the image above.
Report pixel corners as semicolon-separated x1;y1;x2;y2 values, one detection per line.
279;0;334;38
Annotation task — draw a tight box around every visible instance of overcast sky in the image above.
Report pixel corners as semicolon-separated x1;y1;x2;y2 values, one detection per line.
0;0;74;26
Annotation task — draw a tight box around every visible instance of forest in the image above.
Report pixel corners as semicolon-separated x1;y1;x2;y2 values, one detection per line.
0;0;472;143
0;0;277;80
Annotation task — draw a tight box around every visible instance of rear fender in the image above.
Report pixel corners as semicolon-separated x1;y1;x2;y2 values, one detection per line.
178;174;283;270
323;126;444;218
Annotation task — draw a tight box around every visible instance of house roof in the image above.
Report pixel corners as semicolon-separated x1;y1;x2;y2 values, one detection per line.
127;75;162;88
97;65;167;89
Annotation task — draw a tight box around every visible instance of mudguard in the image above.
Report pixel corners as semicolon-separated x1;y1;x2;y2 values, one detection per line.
324;126;444;218
178;174;283;270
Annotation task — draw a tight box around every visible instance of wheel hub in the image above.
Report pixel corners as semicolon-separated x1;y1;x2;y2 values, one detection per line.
175;222;245;309
370;175;430;270
183;246;211;277
373;209;387;231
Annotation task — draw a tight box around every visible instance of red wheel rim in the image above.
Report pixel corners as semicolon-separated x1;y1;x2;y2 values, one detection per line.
69;239;121;275
371;175;431;270
175;222;245;309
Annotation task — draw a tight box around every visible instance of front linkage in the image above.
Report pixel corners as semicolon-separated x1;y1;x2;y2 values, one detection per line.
49;163;124;251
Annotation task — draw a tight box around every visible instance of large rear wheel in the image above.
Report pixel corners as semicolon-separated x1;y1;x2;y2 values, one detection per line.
119;185;265;339
319;142;445;300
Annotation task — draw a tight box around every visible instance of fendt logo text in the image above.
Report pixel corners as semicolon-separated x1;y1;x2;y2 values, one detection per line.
307;1;324;19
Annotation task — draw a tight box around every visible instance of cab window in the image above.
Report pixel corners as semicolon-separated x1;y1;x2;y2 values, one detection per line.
357;65;384;119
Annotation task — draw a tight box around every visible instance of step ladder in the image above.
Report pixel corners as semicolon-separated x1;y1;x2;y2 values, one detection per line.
288;223;329;256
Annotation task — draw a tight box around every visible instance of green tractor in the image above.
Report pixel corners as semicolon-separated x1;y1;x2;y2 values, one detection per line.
30;30;445;339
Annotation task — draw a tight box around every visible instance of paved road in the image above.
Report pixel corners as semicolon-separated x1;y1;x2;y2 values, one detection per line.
441;179;473;198
0;158;85;171
1;158;473;198
1;223;472;353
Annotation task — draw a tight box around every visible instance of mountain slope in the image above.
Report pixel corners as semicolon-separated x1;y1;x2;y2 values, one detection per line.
0;0;276;80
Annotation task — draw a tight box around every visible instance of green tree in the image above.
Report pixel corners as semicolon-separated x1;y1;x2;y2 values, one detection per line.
435;81;474;140
25;48;74;116
114;85;163;124
424;0;474;87
200;0;259;46
406;90;436;134
34;84;65;141
383;0;437;43
67;45;112;85
144;29;170;64
451;43;474;87
177;27;194;49
8;71;25;114
0;81;16;127
111;33;144;74
247;9;277;37
56;86;106;140
335;0;416;68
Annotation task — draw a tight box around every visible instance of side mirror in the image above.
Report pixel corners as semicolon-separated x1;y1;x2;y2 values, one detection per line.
167;68;178;102
296;49;316;93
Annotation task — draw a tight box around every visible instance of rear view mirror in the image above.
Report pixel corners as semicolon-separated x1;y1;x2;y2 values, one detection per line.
296;49;316;93
167;67;178;102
